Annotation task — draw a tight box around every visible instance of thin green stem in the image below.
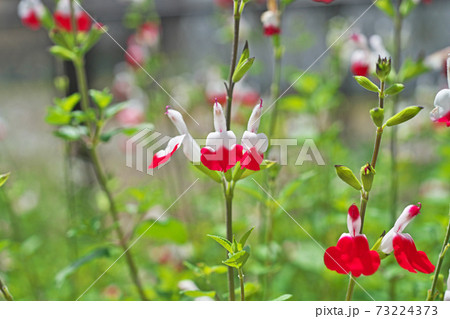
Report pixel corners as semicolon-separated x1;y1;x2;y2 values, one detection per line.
268;34;282;138
345;80;386;301
225;0;242;131
72;53;148;301
427;210;450;301
238;268;245;301
223;180;236;301
0;277;13;301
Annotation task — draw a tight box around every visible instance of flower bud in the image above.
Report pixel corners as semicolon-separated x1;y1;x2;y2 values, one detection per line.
376;56;391;81
360;163;376;192
385;106;423;127
370;107;384;127
335;165;362;191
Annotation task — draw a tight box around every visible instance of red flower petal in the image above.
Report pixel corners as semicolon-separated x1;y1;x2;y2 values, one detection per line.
324;235;380;277
54;12;72;31
392;234;435;274
351;61;369;77
241;147;264;171
200;145;243;172
77;12;91;32
149;144;180;169
22;12;40;30
263;25;281;36
435;110;450;127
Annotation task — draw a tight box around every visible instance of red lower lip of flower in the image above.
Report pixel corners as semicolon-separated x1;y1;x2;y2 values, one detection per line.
392;234;435;274
435;110;450;127
201;145;243;172
22;12;40;30
324;235;380;277
351;62;369;77
264;26;281;37
77;12;92;32
241;148;264;171
54;12;91;32
149;144;180;169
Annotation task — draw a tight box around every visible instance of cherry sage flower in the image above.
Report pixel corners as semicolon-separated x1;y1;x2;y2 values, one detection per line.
430;55;450;127
260;9;281;37
18;0;45;30
380;203;435;274
54;0;91;32
241;101;268;171
201;101;243;172
348;33;389;76
324;204;380;277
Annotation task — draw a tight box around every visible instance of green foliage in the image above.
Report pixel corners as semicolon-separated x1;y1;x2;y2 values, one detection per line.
135;218;188;244
232;41;255;83
89;89;113;109
375;0;395;18
0;173;10;188
334;165;362;191
398;58;430;83
354;76;380;93
384;83;405;96
385;106;423;127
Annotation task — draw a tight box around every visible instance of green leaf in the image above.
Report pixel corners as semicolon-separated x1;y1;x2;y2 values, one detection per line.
384;83;405;96
398;58;430;82
399;0;418;17
239;227;255;248
237;41;250;66
46;107;72;125
55;248;110;287
80;25;107;54
135;218;188;244
193;163;222;183
375;0;395;17
181;290;216;298
239;160;277;180
89;89;113;109
385;106;423;127
272;294;293;301
104;102;129;119
334;165;362;191
56;93;81;112
208;234;233;253
0;173;10;188
49;45;77;61
354;76;380;93
54;126;89;141
232;57;255;83
223;250;249;269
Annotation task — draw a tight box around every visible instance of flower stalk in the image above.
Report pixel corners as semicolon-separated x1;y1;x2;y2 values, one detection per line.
223;178;236;301
427;209;450;301
238;268;245;301
225;0;243;130
0;277;13;301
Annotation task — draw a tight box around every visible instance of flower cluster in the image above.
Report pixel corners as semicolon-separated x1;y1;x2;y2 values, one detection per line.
149;100;268;173
125;22;160;68
325;203;435;277
430;55;450;127
54;0;91;32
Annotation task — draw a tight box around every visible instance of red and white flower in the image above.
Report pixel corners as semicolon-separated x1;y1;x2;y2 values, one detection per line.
18;0;45;30
261;10;281;37
380;203;435;274
350;50;370;77
54;0;91;32
149;135;185;169
430;55;450;127
136;22;160;48
240;100;268;171
348;33;389;76
324;204;380;277
201;101;243;172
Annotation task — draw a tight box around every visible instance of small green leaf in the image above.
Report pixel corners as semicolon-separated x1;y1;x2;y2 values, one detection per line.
181;290;216;298
55;248;110;287
398;58;430;82
89;89;113;109
399;0;418;17
0;173;10;188
239;227;254;248
237;41;250;66
238;160;277;180
272;294;293;301
54;126;88;141
193;163;222;183
223;250;249;269
384;83;405;96
232;57;255;83
370;107;384;128
104;102;129;119
354;76;380;93
49;45;77;61
334;165;362;191
375;0;395;17
80;25;107;54
207;234;233;253
385;106;423;127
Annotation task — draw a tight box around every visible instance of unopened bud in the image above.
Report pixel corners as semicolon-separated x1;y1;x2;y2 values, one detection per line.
370;107;384;127
385;106;423;127
376;56;392;81
360;163;376;192
335;165;362;191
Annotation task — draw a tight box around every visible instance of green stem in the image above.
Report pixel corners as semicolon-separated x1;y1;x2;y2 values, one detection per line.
268;34;282;139
73;54;148;301
427;210;450;301
345;80;385;301
238;268;245;301
225;1;242;131
390;0;403;227
0;277;13;301
223;180;236;301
